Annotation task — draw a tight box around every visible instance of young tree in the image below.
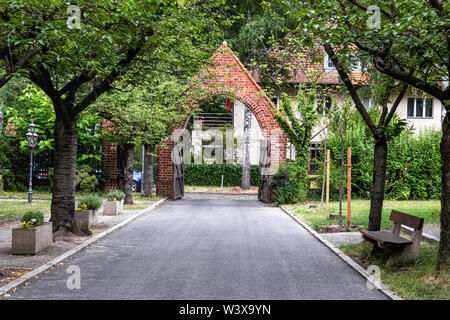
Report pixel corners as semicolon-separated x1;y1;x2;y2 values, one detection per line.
2;1;228;235
275;88;319;188
328;99;353;229
97;82;186;203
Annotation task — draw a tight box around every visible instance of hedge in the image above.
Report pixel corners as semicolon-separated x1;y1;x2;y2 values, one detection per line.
321;116;442;200
184;164;259;186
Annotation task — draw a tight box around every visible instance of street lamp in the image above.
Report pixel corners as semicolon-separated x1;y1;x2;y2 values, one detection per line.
26;121;38;204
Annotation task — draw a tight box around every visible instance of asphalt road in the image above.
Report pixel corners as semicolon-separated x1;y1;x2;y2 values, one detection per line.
9;198;387;300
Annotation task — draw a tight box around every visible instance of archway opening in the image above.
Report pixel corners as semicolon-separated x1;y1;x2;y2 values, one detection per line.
155;42;287;202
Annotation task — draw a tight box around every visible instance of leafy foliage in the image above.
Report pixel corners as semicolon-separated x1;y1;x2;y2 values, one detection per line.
274;88;319;203
106;189;125;202
75;165;99;193
272;161;308;204
320;111;442;200
77;194;102;211
184;164;259;187
21;210;45;228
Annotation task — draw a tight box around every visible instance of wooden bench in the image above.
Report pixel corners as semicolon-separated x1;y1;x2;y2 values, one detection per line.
360;210;424;266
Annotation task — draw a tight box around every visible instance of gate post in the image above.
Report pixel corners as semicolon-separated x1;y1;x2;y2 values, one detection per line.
156;140;174;198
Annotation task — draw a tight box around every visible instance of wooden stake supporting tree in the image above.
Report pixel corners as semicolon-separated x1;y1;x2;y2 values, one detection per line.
347;147;351;229
326;149;330;211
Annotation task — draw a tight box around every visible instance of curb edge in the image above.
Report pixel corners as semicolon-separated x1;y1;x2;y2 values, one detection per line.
0;198;167;297
279;205;403;301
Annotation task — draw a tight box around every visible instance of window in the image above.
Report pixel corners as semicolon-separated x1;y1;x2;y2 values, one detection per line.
272;95;280;109
407;98;433;118
324;55;336;71
363;97;375;110
351;61;362;72
317;96;332;115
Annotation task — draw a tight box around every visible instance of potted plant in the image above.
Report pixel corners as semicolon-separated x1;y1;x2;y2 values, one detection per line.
12;211;53;255
75;194;102;234
103;190;125;216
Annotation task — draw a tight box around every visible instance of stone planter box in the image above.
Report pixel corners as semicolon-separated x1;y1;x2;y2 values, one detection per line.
103;200;124;216
12;222;53;255
75;209;98;232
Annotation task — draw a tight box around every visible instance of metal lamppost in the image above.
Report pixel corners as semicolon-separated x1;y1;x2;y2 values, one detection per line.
26;121;38;204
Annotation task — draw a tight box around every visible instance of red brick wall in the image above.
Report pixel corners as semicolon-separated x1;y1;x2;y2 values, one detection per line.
156;42;287;198
102;43;287;197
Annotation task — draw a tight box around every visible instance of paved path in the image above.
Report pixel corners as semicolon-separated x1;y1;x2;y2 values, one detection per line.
9;198;387;300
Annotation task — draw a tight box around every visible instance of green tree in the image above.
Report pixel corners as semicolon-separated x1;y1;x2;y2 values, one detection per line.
281;2;409;233
282;0;450;268
1;0;229;235
274;88;319;199
96;82;187;203
328;99;353;228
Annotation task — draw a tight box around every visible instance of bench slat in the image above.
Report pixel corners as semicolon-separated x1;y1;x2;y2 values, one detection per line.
390;210;424;230
361;230;413;245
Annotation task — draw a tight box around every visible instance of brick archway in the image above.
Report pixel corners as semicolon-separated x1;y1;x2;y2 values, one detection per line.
156;42;287;200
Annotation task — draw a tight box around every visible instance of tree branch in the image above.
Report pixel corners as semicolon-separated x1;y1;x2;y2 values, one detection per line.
323;43;377;135
72;29;151;115
346;0;393;18
373;55;446;101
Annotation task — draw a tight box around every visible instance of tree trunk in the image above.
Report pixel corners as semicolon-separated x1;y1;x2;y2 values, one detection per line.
142;143;154;198
50;116;83;235
368;139;388;231
438;109;450;268
0;107;3;192
123;143;134;205
241;106;252;190
339;139;345;229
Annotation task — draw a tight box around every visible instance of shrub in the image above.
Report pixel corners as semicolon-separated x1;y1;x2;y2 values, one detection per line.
77;194;102;211
271;162;308;204
320;110;442;201
386;128;442;200
20;211;45;228
75;165;99;193
183;164;259;186
106;189;125;201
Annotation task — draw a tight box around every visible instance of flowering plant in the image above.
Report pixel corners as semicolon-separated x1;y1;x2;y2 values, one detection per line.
106;190;125;202
77;203;89;210
18;219;36;229
77;194;102;211
18;211;44;229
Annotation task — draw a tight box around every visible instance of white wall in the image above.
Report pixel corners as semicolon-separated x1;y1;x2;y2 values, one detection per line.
233;100;264;165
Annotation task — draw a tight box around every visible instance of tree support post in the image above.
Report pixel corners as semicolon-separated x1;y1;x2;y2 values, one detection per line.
347;147;352;228
326;149;330;211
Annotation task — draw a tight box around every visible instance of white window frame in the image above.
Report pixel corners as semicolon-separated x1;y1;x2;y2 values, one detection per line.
407;97;433;119
324;54;336;71
317;96;332;115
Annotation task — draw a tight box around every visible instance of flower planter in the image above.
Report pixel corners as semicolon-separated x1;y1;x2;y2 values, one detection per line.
75;209;98;232
103;200;123;216
12;222;53;255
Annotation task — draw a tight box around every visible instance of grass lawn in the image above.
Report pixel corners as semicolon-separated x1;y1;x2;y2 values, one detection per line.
131;193;163;201
340;241;449;300
0;201;51;221
283;199;441;231
0;191;52;200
